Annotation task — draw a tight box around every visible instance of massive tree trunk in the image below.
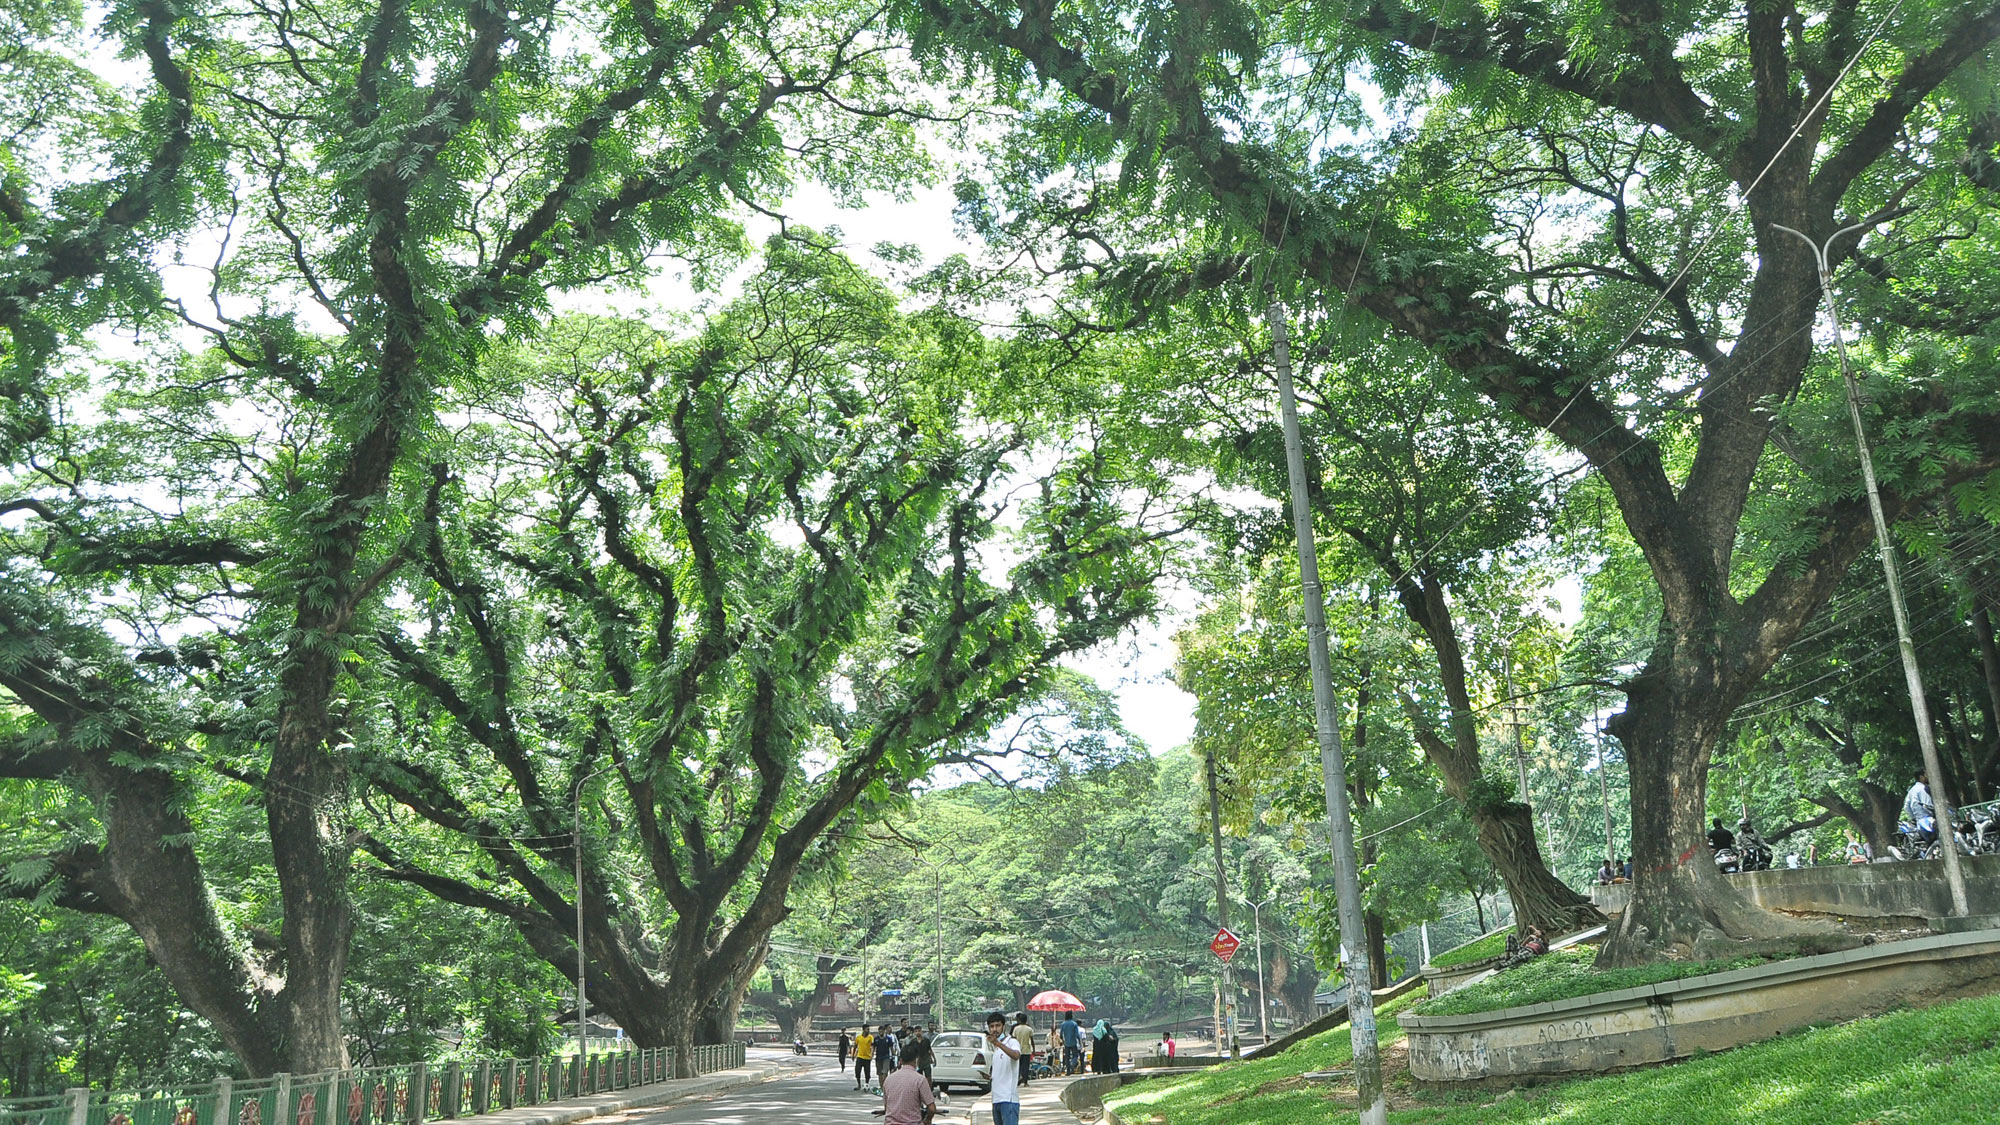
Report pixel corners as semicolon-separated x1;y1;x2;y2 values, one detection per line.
0;724;335;1077
1601;630;1856;965
74;763;292;1075
764;956;851;1041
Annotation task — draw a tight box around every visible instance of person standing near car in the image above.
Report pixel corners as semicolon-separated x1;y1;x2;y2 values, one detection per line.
880;1040;936;1125
982;1011;1023;1125
912;1025;935;1082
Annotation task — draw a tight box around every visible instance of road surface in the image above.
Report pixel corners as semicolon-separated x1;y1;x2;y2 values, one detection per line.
617;1052;1080;1125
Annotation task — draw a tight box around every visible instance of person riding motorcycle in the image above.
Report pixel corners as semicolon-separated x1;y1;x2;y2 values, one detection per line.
1904;779;1937;842
1736;818;1771;871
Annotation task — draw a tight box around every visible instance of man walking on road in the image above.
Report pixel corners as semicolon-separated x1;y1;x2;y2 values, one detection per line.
983;1011;1023;1125
853;1025;874;1090
1058;1012;1082;1075
1010;1012;1035;1086
881;1041;937;1125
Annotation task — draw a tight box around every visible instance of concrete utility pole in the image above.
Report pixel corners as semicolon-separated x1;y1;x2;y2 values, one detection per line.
1773;221;1970;917
1267;297;1387;1125
1248;897;1273;1045
1595;693;1618;866
1204;747;1240;1059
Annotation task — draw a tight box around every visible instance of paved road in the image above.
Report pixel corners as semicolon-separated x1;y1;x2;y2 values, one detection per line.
615;1053;1078;1125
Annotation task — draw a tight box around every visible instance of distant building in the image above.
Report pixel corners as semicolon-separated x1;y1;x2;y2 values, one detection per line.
816;984;862;1018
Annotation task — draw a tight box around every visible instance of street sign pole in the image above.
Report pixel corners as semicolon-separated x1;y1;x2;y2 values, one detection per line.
1206;747;1241;1059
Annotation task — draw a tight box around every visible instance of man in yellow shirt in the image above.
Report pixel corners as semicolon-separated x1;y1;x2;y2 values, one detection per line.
1010;1012;1035;1086
853;1025;875;1091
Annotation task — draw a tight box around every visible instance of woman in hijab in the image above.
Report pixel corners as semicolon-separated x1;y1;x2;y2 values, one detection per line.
1089;1019;1119;1074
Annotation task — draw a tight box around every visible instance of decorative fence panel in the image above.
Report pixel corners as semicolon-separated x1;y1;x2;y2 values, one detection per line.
1;1044;747;1125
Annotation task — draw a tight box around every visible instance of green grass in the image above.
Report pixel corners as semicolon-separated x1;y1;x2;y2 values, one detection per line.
1411;946;1789;1017
1104;988;2000;1125
1425;929;1509;969
1105;992;1418;1125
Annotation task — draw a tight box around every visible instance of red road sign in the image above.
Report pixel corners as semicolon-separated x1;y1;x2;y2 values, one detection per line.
1210;927;1241;962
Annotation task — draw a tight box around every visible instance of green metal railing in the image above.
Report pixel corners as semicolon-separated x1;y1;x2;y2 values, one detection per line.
0;1044;747;1125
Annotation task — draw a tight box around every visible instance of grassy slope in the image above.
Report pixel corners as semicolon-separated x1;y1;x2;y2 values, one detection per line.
1413;947;1783;1017
1105;989;2000;1125
1424;930;1508;969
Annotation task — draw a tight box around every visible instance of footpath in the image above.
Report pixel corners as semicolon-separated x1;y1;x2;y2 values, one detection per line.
430;1053;808;1125
940;1075;1079;1125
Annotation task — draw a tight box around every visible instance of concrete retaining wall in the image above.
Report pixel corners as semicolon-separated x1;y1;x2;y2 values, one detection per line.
1589;854;2000;920
1399;928;2000;1082
1422;959;1498;996
1059;1072;1154;1123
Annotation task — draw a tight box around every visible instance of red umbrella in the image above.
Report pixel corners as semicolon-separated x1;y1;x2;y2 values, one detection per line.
1027;990;1084;1011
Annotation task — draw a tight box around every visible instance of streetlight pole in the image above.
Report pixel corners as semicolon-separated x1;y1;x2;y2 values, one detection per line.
1203;746;1239;1059
1247;897;1272;1046
1267;296;1387;1125
1772;221;1970;917
573;761;623;1062
906;847;955;1031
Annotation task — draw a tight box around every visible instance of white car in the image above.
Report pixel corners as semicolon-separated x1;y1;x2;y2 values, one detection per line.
928;1031;992;1093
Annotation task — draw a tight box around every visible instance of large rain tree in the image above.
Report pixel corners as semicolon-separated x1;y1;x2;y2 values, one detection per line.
0;0;927;1073
901;0;2000;961
355;243;1186;1065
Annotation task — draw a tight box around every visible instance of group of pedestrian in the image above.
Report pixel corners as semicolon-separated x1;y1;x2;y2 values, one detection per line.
851;1007;1120;1125
835;1007;1126;1124
839;1020;934;1094
1051;1010;1119;1074
869;1010;1028;1125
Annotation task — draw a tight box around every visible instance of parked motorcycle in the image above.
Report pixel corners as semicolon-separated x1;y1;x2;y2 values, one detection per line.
1959;802;2000;855
1890;818;1943;861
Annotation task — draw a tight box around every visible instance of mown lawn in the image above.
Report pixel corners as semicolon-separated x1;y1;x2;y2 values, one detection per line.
1104;988;2000;1125
1413;946;1786;1017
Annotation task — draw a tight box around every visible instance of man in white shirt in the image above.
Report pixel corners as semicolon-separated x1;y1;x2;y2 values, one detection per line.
982;1010;1022;1125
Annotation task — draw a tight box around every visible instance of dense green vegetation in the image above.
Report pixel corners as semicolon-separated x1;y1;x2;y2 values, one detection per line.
5;0;2000;1100
1107;991;2000;1125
